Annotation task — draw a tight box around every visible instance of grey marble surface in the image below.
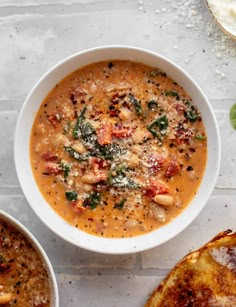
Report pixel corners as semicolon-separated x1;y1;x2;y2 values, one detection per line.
1;0;236;306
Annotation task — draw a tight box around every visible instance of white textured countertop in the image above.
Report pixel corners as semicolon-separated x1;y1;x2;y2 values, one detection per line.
1;0;236;306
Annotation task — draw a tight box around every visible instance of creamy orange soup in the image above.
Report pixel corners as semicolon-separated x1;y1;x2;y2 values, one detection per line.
30;60;207;238
0;219;51;306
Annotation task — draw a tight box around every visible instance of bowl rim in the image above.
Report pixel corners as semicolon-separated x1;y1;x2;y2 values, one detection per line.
0;209;59;306
14;45;221;254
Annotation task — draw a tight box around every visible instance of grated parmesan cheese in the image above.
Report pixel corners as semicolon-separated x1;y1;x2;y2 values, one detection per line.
207;0;236;37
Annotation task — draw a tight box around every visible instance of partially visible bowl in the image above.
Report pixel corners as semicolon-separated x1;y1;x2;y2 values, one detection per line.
14;46;221;254
0;210;59;306
206;0;236;40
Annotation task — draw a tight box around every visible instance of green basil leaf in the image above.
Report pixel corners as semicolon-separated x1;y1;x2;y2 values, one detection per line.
64;146;89;161
230;103;236;129
164;90;179;100
83;192;100;209
59;161;70;178
147;115;168;141
147;100;158;110
128;94;143;116
195;134;206;140
73;107;87;139
113;199;125;210
65;190;78;201
108;164;139;189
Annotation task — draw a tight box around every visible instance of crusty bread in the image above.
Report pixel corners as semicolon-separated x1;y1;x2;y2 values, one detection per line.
146;230;236;306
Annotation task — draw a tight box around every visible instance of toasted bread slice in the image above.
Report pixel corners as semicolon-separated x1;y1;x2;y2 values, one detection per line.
146;230;236;307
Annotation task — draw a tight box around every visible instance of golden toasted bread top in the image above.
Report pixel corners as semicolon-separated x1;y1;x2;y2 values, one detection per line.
146;230;236;307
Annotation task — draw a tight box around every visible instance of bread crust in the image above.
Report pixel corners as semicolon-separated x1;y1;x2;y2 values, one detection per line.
145;230;236;307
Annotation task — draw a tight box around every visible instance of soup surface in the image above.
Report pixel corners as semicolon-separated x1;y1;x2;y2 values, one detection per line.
30;60;207;238
0;219;51;306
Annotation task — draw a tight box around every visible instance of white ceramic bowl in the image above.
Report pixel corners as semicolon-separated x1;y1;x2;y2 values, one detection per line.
14;46;221;254
0;210;59;306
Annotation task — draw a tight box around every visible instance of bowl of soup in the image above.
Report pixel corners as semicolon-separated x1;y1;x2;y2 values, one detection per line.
0;210;59;306
14;46;220;254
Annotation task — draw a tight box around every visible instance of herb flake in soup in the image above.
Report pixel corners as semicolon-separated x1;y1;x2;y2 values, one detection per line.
30;60;207;238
